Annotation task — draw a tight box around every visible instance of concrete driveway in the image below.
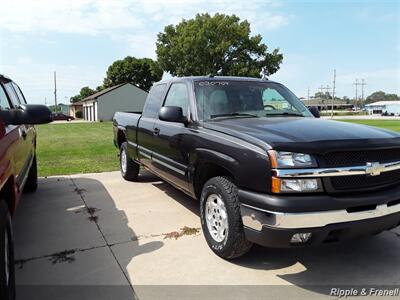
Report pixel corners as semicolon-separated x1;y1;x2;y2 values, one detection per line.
13;171;400;300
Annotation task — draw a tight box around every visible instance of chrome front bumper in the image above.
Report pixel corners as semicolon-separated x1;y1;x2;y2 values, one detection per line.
241;202;400;231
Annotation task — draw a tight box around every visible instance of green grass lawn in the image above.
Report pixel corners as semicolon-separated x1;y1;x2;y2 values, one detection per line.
36;122;119;176
36;119;400;177
336;120;400;132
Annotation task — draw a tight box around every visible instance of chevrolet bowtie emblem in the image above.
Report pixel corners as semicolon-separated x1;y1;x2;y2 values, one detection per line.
366;162;384;176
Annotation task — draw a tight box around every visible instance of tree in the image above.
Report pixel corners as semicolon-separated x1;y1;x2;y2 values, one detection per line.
103;57;163;91
70;86;96;103
365;91;399;104
156;13;283;77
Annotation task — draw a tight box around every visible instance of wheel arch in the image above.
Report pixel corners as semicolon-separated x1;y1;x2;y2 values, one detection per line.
191;148;238;200
116;128;127;148
0;176;16;216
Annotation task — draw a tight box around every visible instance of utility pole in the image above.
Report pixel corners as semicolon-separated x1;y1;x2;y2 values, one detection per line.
353;79;361;109
44;97;47;106
319;85;325;97
307;87;310;101
54;71;57;113
331;69;336;118
360;79;367;108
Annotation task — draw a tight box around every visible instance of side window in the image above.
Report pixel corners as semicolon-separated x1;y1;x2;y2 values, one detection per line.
0;85;11;110
142;84;166;118
262;88;291;110
163;83;189;117
4;83;21;107
12;83;27;104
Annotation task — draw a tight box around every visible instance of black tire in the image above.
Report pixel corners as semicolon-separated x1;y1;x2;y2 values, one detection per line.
200;176;252;259
0;201;16;300
23;155;38;193
120;142;139;181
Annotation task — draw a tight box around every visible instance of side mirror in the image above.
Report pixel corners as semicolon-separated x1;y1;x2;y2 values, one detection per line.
0;104;53;125
159;106;187;124
308;106;320;118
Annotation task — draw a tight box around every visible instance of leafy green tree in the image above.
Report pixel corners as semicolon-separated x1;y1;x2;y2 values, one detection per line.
156;13;283;77
70;86;96;103
103;56;163;91
365;91;399;104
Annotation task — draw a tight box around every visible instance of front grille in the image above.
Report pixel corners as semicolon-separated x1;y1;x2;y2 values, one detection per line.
330;169;400;191
322;148;400;167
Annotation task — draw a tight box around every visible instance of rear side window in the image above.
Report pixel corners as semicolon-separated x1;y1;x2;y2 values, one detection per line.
142;84;166;118
4;83;21;107
0;85;11;110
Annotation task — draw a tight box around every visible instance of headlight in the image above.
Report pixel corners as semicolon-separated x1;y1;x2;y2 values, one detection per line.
269;151;317;168
272;177;322;193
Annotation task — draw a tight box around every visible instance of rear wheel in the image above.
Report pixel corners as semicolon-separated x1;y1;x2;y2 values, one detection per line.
0;201;15;300
200;176;252;259
120;142;139;181
23;155;38;193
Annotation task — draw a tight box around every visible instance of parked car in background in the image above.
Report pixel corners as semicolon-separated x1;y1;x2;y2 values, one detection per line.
0;74;52;300
113;76;400;260
52;113;74;121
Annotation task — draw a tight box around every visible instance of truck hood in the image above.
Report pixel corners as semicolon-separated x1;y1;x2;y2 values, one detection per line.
203;117;400;153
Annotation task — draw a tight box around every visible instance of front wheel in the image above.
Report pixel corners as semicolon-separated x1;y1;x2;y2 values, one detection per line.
0;201;15;300
200;176;252;259
120;142;139;181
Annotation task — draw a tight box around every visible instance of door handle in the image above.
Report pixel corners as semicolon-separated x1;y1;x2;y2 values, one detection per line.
153;127;160;135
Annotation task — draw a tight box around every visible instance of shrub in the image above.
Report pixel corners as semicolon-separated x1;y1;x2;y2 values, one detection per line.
75;110;83;119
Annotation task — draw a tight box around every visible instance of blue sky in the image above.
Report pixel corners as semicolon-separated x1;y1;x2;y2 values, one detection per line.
0;0;399;105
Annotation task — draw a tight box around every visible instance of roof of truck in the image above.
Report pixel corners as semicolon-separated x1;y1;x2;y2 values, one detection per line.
156;76;280;85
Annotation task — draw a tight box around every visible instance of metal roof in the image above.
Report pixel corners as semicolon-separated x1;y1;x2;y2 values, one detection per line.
365;101;400;106
81;83;147;102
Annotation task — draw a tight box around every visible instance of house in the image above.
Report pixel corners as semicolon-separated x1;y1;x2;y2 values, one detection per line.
80;83;148;121
49;103;70;114
69;101;83;118
365;101;400;115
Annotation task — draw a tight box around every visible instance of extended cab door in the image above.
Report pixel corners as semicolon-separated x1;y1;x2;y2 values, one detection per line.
151;82;191;191
135;83;166;170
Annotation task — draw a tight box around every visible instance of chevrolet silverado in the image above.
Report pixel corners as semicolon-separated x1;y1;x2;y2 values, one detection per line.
113;76;400;259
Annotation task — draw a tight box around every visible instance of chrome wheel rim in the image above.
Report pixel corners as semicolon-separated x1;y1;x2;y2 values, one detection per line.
4;230;9;286
121;149;127;174
205;194;228;243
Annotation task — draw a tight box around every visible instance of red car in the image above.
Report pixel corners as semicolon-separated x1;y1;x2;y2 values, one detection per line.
0;74;52;299
52;113;74;121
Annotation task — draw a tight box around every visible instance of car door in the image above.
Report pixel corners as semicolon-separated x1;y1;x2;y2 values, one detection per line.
151;82;191;191
3;82;34;188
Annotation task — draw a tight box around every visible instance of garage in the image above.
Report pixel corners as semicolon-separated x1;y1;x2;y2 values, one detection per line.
81;83;148;121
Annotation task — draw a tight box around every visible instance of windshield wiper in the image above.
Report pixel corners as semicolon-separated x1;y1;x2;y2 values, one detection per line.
210;112;258;119
265;112;304;117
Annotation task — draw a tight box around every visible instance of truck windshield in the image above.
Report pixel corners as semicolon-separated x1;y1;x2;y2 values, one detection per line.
194;80;313;120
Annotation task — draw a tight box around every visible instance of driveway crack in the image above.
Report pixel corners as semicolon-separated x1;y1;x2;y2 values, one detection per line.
69;177;138;299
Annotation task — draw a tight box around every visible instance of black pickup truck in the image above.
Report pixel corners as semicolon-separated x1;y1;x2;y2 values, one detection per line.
113;76;400;259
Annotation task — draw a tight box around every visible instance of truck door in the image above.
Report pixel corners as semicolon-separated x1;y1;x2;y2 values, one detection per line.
135;84;166;170
151;82;191;191
3;82;34;189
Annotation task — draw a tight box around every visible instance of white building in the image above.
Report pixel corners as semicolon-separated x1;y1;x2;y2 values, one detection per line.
81;83;148;121
365;101;400;115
